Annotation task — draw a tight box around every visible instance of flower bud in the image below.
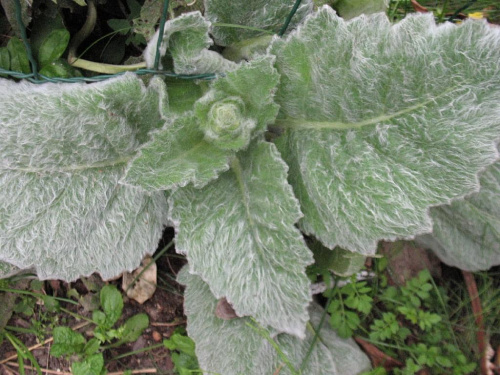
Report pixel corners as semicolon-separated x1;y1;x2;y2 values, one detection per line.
196;95;256;151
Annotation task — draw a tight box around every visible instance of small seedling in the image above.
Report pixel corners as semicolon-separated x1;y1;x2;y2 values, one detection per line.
163;327;202;375
51;284;149;375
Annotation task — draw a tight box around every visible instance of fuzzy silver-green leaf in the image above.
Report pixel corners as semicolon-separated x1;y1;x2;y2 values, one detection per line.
0;74;168;281
122;112;231;191
271;8;500;256
195;56;280;151
178;268;371;375
417;159;500;271
0;260;22;279
169;140;312;337
144;11;236;74
204;0;313;46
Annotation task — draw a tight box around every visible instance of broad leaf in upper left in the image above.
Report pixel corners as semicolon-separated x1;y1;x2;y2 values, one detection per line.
0;74;169;281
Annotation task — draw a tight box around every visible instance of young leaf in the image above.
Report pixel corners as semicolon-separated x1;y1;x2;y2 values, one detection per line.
122;57;279;190
71;353;104;375
194;57;279;151
50;326;86;357
271;8;500;256
120;313;149;342
204;0;313;46
83;338;101;356
417;158;500;271
0;74;169;281
38;29;70;67
169;139;312;337
178;268;371;375
100;285;124;328
144;11;236;74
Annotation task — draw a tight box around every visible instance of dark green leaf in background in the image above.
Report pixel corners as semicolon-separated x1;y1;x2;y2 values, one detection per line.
7;38;30;74
0;48;10;74
39;59;83;78
38;29;70;67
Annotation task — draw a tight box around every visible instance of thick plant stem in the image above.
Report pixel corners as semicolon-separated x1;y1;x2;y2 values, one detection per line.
462;270;489;375
67;0;146;73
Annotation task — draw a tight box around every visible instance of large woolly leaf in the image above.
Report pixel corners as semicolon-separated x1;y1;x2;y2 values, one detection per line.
0;74;169;281
417;158;500;271
204;0;313;46
178;268;371;375
122;57;279;191
271;8;500;256
169;140;312;337
144;11;236;74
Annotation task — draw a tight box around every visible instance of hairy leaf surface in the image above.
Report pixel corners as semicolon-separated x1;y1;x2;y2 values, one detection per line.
178;268;371;375
194;57;279;150
0;74;169;280
169;140;312;337
122;113;230;191
271;8;500;255
144;11;236;74
417;159;500;271
123;58;279;190
0;261;21;279
204;0;313;46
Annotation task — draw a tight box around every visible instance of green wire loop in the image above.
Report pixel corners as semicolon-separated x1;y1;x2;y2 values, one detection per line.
154;0;170;70
278;0;303;36
13;0;39;79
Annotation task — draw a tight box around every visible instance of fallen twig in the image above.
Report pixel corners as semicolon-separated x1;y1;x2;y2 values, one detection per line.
462;270;491;375
5;362;158;375
410;0;428;12
4;361;73;375
108;369;157;374
151;319;186;327
354;337;403;370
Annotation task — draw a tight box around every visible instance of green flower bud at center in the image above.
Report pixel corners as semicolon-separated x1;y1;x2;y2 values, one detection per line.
198;96;256;151
208;100;242;133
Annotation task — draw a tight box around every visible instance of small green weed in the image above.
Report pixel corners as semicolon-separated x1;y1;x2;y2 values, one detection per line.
50;284;149;375
163;327;202;375
0;29;81;78
323;265;478;374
